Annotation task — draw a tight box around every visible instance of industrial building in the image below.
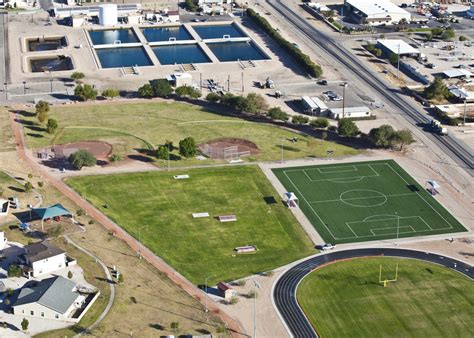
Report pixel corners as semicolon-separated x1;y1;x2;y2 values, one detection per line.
344;0;411;26
377;39;421;58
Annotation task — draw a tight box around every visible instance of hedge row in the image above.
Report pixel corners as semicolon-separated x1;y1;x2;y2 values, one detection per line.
247;8;323;78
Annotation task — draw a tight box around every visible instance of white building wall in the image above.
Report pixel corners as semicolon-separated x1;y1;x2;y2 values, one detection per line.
31;254;66;277
13;302;66;321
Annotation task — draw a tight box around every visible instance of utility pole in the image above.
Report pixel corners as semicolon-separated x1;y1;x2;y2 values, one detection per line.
227;74;230;92
463;99;467;126
342;82;348;119
200;72;203;96
241;72;244;92
204;275;215;313
4;82;7;100
253;280;261;338
397;43;400;80
23;81;27;95
50;78;53;93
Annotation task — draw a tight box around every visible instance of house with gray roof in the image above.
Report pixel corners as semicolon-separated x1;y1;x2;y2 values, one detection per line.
18;241;68;278
12;276;98;322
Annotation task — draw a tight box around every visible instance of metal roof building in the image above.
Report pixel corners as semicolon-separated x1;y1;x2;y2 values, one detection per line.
377;39;421;57
344;0;411;26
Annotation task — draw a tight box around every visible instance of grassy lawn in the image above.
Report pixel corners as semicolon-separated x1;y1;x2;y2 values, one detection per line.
19;101;358;165
0;108;15;152
298;257;474;337
272;160;466;244
66;165;315;285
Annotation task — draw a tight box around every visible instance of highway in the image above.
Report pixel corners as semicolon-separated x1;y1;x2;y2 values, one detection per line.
266;0;473;175
273;248;474;338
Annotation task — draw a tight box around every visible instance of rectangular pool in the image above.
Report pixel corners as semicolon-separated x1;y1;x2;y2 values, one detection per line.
152;44;210;65
30;56;73;72
142;26;193;42
89;29;138;45
192;23;247;39
95;47;152;68
206;41;268;62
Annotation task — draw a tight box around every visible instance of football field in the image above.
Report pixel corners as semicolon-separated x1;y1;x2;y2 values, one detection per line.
272;160;466;244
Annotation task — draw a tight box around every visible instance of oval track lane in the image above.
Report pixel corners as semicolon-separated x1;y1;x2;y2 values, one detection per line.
273;248;473;338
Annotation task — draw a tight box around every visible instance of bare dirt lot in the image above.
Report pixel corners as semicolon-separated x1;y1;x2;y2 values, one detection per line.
199;137;260;159
52;141;113;159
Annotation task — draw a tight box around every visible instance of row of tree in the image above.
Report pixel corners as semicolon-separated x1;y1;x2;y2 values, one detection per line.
35;101;58;134
156;138;197;160
246;8;323;78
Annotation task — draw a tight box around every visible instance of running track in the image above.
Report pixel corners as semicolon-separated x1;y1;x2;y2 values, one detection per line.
273;248;473;338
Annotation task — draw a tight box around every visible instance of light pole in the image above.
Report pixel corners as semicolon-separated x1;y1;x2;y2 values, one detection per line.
3;82;7;100
204;275;216;313
138;224;148;259
395;212;399;246
22;81;27;95
463;99;467;126
281;138;284;164
50;78;53;93
397;43;401;80
341;82;348;119
253;280;261;338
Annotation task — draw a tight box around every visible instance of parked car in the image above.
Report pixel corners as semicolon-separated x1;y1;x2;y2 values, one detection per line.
321;243;335;251
317;79;328;85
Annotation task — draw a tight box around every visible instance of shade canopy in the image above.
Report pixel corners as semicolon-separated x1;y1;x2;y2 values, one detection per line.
32;204;72;220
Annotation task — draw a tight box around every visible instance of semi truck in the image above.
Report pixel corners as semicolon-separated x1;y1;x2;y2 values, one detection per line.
430;119;448;135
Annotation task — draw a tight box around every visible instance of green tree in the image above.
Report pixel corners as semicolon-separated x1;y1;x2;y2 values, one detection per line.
71;72;85;82
389;53;399;65
369;124;395;148
170;321;179;334
459;35;469;42
47;224;64;238
292;115;309;124
424;77;451;101
68;150;97;170
8;264;22;277
184;0;197;11
425;32;433;41
241;93;268;114
118;273;124;284
156;144;170;160
67;271;73;279
150;79;172;98
206;92;221;102
24;181;33;192
267;107;289;121
338;118;359;137
175;86;201;99
46;118;58;134
366;43;374;52
310;117;329;129
164;140;174;150
21;318;29;332
37;110;48;124
431;27;443;37
35;100;49;116
74;84;97;101
441;28;455;41
374;48;382;58
391;129;415;151
137;84;154;98
109;154;122;162
102;88;120;98
178;137;197;158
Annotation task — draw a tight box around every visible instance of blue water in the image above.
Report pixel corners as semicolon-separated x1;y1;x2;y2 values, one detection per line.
89;29;138;45
192;24;246;39
206;41;268;62
96;47;152;68
142;26;193;42
152;44;210;65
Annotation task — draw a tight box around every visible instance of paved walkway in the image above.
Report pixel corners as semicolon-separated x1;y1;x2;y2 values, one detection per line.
9;111;247;337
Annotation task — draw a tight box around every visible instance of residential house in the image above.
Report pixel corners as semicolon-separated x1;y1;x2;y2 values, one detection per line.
18;241;68;278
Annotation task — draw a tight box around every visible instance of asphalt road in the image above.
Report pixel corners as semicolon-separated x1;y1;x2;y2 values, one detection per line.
273;248;474;338
266;0;473;176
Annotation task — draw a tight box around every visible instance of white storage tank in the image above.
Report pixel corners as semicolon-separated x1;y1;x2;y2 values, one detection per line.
99;4;118;26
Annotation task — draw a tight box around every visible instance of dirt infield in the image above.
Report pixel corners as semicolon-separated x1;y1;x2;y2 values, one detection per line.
199;138;260;159
53;141;112;159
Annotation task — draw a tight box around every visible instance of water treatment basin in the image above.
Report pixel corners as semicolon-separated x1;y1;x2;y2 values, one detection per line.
27;37;67;52
206;41;268;62
29;56;74;72
192;23;247;40
142;26;193;42
152;44;210;65
89;29;138;45
95;47;152;68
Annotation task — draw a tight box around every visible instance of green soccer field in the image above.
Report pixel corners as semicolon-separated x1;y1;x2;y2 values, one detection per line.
66;166;314;285
297;257;474;337
272;160;466;244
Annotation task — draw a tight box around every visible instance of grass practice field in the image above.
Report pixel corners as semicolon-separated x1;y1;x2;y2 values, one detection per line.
67;166;314;285
297;257;474;337
19;101;357;165
272;160;466;244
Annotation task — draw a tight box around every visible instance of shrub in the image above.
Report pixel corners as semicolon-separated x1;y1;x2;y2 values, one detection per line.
35;100;49;116
328;125;337;132
459;35;469;42
47;225;64;238
369;124;395;148
366;43;374;52
137;84;154;98
267;107;289;121
102;88;120;98
241;93;268;114
109;154;122;162
337;118;359;137
150;79;172;98
71;72;85;82
229;296;239;305
441;28;455;41
21;318;29;332
24;182;33;192
247;8;323;78
374;48;382;58
74;84;97;101
68;150;97;170
292;115;309;124
206;92;221;102
67;271;73;279
46;118;58;134
178;137;197;158
156;145;170;160
37;181;44;188
310;117;329;129
424;77;451;101
175;85;201;99
389;53;399;65
8;264;22;277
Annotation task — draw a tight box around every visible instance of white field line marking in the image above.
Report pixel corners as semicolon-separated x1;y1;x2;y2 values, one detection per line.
381;163;454;230
371;225;416;236
316;165;357;174
308;192;415;204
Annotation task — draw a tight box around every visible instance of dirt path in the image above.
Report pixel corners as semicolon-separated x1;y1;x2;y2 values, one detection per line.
9;111;247;337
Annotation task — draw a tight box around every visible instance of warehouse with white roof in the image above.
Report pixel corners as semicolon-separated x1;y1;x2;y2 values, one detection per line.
377;39;421;58
344;0;411;26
